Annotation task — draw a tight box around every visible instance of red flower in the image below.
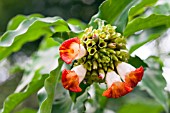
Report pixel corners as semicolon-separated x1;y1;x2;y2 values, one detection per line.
103;71;133;98
124;66;144;88
62;69;82;92
62;65;87;92
116;62;144;88
59;37;80;64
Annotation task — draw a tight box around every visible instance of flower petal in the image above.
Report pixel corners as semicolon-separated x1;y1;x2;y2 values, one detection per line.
124;66;144;87
62;69;82;92
71;64;87;83
103;70;133;98
102;82;133;98
116;62;136;80
75;44;87;59
59;37;80;64
105;71;122;88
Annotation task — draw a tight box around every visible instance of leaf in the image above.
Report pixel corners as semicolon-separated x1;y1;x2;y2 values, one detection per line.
0;15;81;61
15;108;37;113
7;15;27;30
67;18;87;30
38;37;60;50
152;3;170;15
128;0;158;20
0;71;48;113
69;83;89;102
128;55;148;68
51;83;73;113
15;47;60;93
38;59;63;113
118;98;163;113
141;57;169;113
7;14;44;30
71;86;90;112
93;83;108;113
129;26;167;54
114;0;138;33
124;14;170;36
89;0;134;26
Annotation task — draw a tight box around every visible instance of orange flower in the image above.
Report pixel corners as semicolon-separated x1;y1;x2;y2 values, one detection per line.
103;71;133;98
59;37;80;64
116;62;144;88
62;65;87;92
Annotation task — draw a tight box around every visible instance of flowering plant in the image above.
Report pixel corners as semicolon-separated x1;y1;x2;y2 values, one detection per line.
0;0;170;113
59;21;144;98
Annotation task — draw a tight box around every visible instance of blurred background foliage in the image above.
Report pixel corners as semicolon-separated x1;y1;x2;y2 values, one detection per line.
0;0;103;33
0;0;170;113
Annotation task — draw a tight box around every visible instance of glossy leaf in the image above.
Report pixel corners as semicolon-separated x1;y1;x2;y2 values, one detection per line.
89;0;134;26
129;26;167;54
128;0;158;20
0;71;48;113
38;59;63;113
0;15;82;61
7;14;43;30
114;0;137;33
124;14;170;36
67;18;87;30
128;56;148;68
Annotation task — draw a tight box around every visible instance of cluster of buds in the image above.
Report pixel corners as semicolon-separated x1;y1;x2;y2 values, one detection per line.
59;22;144;98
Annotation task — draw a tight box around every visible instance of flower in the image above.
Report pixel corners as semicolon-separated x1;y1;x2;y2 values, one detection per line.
62;65;87;92
59;37;80;64
59;21;144;98
116;62;144;88
103;70;133;98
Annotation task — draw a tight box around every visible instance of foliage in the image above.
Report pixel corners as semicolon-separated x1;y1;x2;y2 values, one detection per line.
0;0;170;113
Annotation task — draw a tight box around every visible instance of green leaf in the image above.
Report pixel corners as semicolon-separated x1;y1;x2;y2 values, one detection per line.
129;26;167;54
7;15;27;30
128;56;148;68
71;87;90;112
114;0;138;33
67;18;87;30
0;15;81;61
39;37;60;50
15;47;60;93
118;98;163;113
128;0;158;20
69;83;89;102
0;71;48;113
124;14;170;36
141;57;169;113
152;3;170;15
51;83;73;113
93;83;108;113
7;14;44;30
38;59;63;113
15;108;37;113
89;0;134;26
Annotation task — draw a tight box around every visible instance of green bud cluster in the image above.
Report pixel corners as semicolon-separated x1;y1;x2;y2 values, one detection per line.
73;23;129;85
